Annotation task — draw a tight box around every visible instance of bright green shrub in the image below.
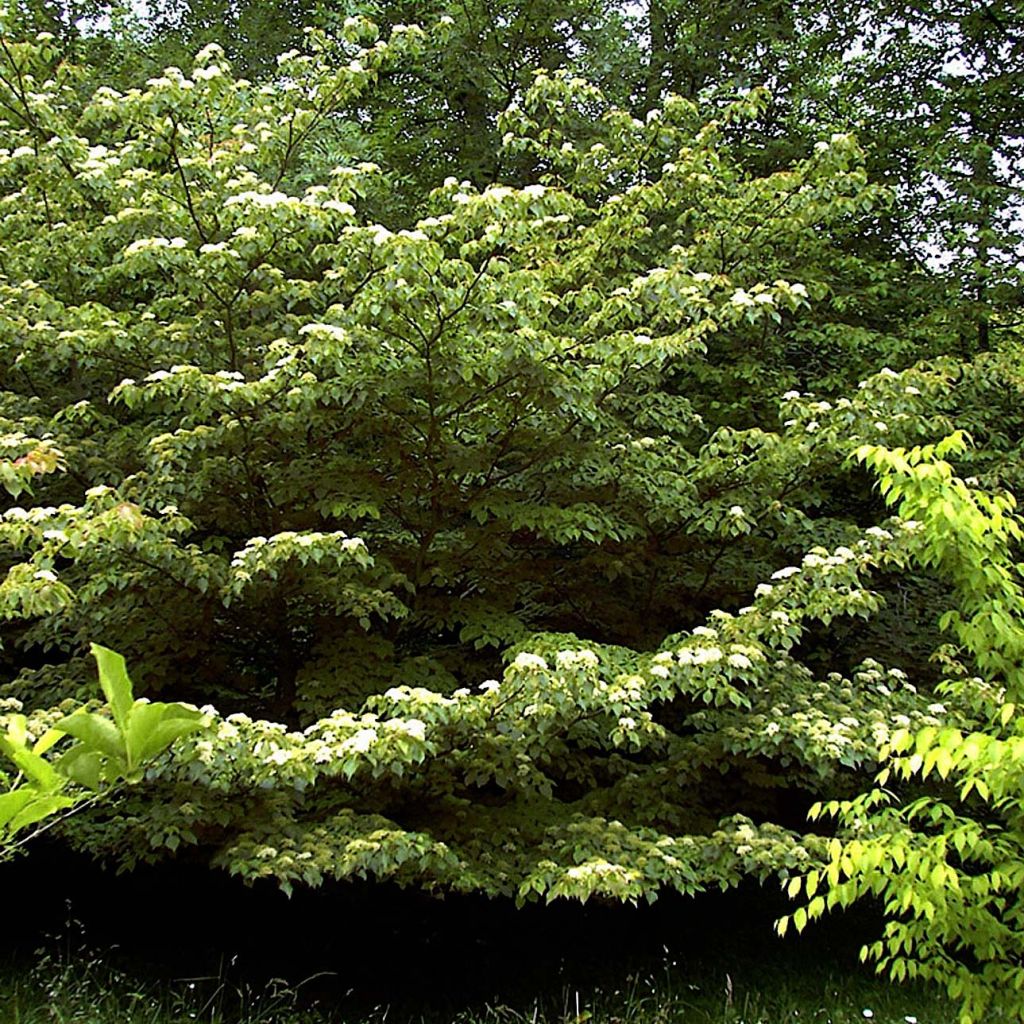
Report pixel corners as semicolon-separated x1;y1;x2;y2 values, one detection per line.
0;643;203;857
783;433;1024;1023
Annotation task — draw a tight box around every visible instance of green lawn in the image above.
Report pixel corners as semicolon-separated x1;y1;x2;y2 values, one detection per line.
2;938;959;1024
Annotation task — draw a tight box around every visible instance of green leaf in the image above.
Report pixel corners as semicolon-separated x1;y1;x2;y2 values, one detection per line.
0;786;77;836
123;701;203;770
57;747;106;790
90;643;135;733
0;729;67;794
55;711;126;764
0;788;35;830
8;791;77;834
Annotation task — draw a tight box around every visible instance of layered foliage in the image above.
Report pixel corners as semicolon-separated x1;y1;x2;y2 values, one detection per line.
0;25;974;905
0;21;1022;1018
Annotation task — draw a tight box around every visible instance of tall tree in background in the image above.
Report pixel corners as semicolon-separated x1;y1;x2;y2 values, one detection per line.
859;0;1023;356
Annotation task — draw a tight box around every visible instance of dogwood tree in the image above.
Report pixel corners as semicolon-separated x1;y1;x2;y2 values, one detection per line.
0;26;969;908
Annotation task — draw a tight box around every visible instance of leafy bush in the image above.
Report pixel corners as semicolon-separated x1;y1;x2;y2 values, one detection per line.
783;433;1024;1023
0;25;995;909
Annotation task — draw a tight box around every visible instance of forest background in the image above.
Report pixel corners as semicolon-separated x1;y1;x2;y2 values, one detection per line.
0;0;1022;1021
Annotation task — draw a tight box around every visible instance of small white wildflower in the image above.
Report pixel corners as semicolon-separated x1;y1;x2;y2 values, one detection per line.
195;42;225;61
771;566;800;580
728;505;745;517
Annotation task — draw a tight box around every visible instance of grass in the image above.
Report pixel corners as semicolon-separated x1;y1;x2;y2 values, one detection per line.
0;932;960;1024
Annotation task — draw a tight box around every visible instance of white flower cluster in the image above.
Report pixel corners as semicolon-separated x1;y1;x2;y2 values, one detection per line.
512;652;548;671
123;236;188;256
555;649;599;669
677;646;722;666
